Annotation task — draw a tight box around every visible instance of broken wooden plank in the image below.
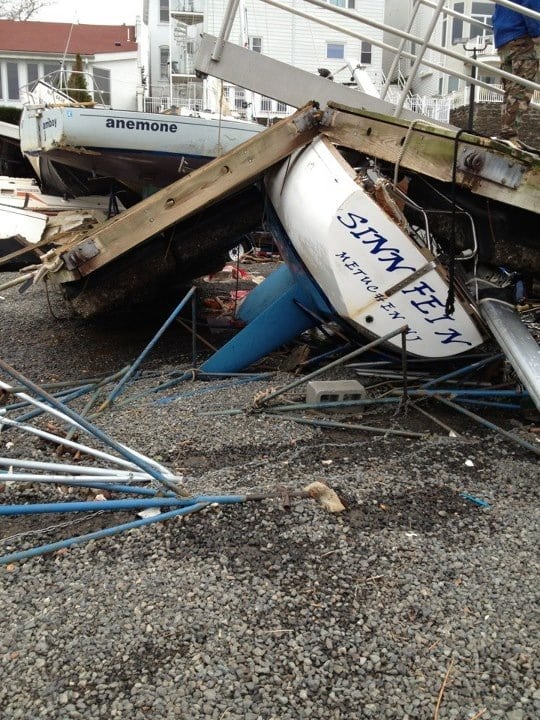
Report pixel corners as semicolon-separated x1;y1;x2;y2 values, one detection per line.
321;102;540;213
49;104;321;284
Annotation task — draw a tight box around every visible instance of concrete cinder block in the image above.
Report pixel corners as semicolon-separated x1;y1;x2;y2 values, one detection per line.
305;380;366;405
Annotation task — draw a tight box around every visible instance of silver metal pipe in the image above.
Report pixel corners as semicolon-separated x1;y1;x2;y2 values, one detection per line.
0;415;151;473
394;0;447;118
211;0;241;61
0;457;146;477
478;299;540;412
381;0;422;99
0;474;183;484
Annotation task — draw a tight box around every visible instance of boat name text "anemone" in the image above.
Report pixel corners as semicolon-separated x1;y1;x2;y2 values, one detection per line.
337;212;415;273
105;118;178;133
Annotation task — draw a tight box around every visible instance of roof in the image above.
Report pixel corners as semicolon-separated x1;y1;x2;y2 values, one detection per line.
0;20;137;55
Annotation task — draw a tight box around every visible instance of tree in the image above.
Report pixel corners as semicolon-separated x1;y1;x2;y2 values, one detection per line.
67;54;92;104
0;1;53;21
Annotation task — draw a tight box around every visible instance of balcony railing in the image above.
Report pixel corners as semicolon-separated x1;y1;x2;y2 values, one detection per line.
448;85;540;108
170;0;204;14
144;95;203;114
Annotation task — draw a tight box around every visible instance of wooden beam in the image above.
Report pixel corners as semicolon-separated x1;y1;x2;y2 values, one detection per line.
321;102;540;213
51;104;321;283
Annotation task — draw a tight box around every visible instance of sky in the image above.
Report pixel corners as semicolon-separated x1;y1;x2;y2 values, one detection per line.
33;0;140;25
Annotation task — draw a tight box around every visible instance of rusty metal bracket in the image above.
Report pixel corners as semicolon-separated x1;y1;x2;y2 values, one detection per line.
61;238;100;271
457;146;527;189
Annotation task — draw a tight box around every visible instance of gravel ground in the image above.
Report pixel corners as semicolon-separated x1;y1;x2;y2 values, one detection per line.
0;266;538;720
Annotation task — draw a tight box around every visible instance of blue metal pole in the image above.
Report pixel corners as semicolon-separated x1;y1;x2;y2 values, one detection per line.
396;389;528;398
0;495;246;515
40;479;172;496
103;286;196;407
0;503;209;566
4;383;96;412
456;399;522;410
434;395;540;456
421;354;504;388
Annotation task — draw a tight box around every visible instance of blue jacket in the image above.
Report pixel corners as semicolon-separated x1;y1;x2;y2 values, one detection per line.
492;0;540;49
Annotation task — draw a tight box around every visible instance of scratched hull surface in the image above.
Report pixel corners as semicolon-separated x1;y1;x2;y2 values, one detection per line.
19;106;263;193
265;138;485;358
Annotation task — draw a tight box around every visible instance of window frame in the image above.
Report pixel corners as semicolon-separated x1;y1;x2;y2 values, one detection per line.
160;0;170;23
160;46;170;80
249;36;262;53
326;42;345;59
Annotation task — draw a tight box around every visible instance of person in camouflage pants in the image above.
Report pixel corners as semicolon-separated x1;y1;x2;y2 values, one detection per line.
492;0;540;143
499;35;539;139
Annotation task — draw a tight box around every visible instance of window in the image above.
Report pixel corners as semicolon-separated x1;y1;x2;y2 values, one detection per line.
452;2;464;44
93;67;111;105
277;101;287;113
328;0;356;7
160;46;170;79
27;62;39;86
470;2;492;41
453;1;492;45
441;15;447;48
234;87;245;110
360;41;372;64
327;42;344;59
160;0;169;22
43;62;60;85
7;62;19;100
261;96;272;112
448;76;460;92
249;36;262;53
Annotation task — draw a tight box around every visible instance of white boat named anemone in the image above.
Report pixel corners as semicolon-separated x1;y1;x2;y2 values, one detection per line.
19;83;263;196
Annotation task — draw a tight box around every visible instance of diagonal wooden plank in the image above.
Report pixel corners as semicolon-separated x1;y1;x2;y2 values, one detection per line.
321;102;540;213
52;104;321;283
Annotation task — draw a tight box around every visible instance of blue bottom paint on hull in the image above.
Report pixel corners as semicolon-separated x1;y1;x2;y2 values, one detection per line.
200;269;318;374
200;207;336;374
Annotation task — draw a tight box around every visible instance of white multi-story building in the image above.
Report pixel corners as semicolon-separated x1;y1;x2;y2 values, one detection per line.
141;1;536;124
142;0;387;120
384;2;502;109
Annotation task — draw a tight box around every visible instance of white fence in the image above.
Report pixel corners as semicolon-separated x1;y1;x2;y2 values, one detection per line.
448;85;540;109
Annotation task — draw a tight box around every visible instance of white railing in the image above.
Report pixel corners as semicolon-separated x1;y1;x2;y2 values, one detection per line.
144;96;203;113
407;95;452;123
448;85;540;109
20;71;109;106
170;0;204;14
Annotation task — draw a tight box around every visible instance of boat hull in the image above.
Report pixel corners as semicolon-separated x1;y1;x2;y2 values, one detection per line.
20;106;263;194
265;138;485;358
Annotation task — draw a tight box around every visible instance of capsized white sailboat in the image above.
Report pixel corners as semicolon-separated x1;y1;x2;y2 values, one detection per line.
200;135;487;376
265;137;485;357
